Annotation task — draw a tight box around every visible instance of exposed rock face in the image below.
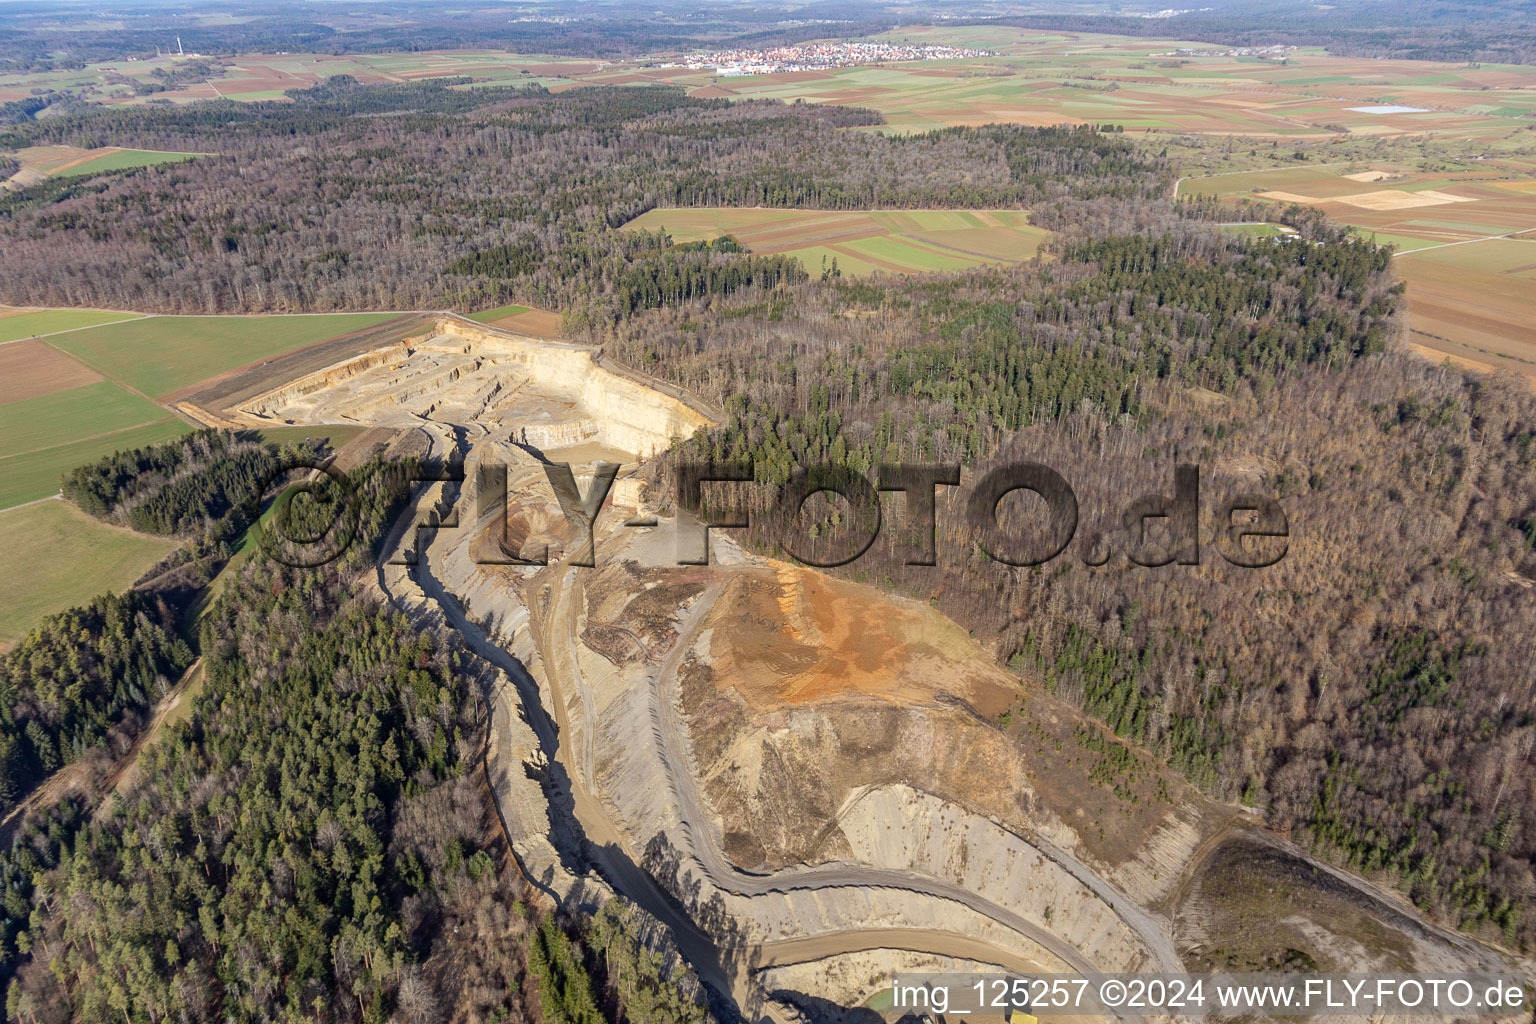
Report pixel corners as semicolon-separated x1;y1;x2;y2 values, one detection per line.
234;315;714;459
833;785;1156;971
447;319;716;457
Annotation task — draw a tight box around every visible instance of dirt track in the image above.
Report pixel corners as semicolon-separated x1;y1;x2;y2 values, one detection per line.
543;536;1182;1010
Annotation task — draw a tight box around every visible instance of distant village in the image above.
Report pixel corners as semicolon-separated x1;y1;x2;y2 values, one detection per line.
1134;6;1212;18
1152;44;1298;58
673;41;993;76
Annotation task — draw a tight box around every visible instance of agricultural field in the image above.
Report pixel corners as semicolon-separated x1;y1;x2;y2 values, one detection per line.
9;27;1534;146
1;145;198;188
49;312;400;397
0;380;170;459
660;26;1536;138
0;377;189;508
464;302;565;336
0;311;404;509
0;306;141;343
54;148;200;177
0;340;103;404
1218;222;1296;237
0;308;414;639
622;208;1049;276
0;500;178;646
1181;159;1536;380
466;303;532;323
0;420;194;512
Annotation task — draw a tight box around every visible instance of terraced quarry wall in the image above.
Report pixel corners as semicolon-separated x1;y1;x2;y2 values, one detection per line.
442;317;717;456
233;315;716;458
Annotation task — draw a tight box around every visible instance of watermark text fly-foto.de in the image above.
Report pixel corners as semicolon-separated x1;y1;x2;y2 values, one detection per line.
258;457;1290;570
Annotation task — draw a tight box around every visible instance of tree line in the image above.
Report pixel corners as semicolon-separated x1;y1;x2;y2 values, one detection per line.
61;429;282;536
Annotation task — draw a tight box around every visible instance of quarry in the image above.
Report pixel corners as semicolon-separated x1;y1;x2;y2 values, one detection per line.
225;314;715;461
231;316;1533;1022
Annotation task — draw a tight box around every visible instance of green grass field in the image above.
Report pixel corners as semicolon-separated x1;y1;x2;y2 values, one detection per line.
467;303;532;323
789;244;882;278
1220;223;1291;237
1399;236;1536;272
53;149;199;178
626;207;824;242
1350;228;1447;251
0;500;179;644
842;234;981;271
51;313;399;397
0;308;141;342
0;312;408;508
621;207;1048;277
0;380;171;458
0;415;190;510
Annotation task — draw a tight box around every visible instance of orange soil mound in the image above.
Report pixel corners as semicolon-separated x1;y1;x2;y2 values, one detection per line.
703;565;1015;713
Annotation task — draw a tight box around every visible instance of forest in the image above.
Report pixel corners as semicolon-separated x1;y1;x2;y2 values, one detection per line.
62;429;283;536
0;593;192;823
0;81;1169;316
0;430;341;840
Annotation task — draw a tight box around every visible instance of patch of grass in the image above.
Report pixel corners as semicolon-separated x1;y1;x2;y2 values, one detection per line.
623;207;808;243
790;245;881;278
53;148;198;178
0;380;170;460
236;495;284;557
842;234;982;271
909;225;1047;260
154;660;207;736
620;207;1046;277
51;313;398;397
0;500;178;643
0;309;141;343
466;303;532;323
0;418;191;509
1350;229;1453;251
1402;236;1536;273
1220;222;1288;237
